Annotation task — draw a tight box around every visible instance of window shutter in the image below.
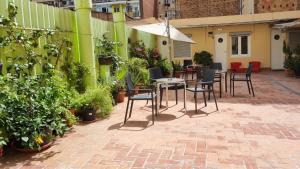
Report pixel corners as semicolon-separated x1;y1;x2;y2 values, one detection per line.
174;41;191;58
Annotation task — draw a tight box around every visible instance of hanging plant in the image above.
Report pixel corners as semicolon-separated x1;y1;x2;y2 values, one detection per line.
95;35;121;65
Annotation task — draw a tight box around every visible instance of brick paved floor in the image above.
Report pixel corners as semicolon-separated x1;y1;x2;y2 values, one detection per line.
1;71;300;169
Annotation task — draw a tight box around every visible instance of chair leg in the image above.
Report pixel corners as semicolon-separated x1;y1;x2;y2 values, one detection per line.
129;100;134;118
175;86;178;105
160;88;163;107
203;92;207;107
212;87;219;111
219;80;222;98
124;99;130;123
233;80;235;96
208;86;211;101
194;93;197;113
155;96;158;116
246;80;251;94
250;79;255;97
230;79;232;94
151;98;154;124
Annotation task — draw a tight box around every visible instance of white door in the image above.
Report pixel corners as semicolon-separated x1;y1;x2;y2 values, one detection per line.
271;29;285;70
215;33;228;70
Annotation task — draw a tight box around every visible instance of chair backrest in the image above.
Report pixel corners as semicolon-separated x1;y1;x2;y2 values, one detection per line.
183;60;193;67
149;67;163;80
210;62;222;70
125;73;135;95
246;63;253;76
202;68;215;83
171;61;176;77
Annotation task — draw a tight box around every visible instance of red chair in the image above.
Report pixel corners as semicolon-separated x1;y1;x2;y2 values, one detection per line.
231;62;242;73
249;61;261;73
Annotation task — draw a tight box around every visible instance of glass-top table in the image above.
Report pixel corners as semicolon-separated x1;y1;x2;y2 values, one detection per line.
154;78;186;111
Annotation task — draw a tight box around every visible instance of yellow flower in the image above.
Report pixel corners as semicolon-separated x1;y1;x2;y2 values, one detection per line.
35;135;44;145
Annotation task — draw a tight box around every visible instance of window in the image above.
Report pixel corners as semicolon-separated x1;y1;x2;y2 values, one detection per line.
174;34;192;58
231;34;251;57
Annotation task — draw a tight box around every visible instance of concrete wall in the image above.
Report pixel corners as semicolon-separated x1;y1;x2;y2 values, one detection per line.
176;23;272;69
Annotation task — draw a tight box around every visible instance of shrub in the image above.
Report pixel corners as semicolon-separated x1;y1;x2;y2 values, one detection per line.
128;58;149;85
155;59;173;76
193;51;213;66
72;86;113;117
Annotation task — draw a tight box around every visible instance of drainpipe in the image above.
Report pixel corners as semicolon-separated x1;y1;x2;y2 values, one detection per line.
112;3;128;60
74;0;97;89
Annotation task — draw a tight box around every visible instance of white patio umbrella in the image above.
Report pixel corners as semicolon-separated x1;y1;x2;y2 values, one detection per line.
131;22;196;44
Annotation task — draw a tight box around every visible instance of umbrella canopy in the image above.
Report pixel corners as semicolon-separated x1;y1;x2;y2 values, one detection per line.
131;23;196;44
273;20;300;29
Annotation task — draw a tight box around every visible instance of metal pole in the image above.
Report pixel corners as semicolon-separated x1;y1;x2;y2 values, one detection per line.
166;8;172;61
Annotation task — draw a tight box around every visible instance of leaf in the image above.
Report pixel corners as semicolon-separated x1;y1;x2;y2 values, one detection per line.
21;136;29;142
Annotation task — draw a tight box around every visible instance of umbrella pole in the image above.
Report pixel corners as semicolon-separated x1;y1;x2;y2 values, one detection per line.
166;17;172;62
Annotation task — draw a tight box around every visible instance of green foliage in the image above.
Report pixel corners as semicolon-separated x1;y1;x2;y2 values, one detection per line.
129;40;147;59
72;86;113;117
0;72;71;149
155;59;173;76
146;48;161;67
95;35;121;58
128;57;149;85
193;51;213;66
173;61;183;71
62;110;77;126
283;43;300;73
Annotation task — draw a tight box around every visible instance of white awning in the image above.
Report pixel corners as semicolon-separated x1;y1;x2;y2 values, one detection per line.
131;23;196;44
273;20;300;29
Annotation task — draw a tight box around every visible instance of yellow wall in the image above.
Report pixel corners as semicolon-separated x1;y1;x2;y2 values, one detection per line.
177;23;272;69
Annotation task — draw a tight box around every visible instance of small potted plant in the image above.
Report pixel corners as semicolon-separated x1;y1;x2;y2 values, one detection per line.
128;58;150;93
95;35;121;65
73;86;113;122
173;62;183;78
283;41;295;76
193;51;213;66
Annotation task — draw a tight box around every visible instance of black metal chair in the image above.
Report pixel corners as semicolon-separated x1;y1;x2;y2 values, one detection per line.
187;69;219;113
124;73;158;124
230;63;255;97
210;63;223;98
149;67;184;106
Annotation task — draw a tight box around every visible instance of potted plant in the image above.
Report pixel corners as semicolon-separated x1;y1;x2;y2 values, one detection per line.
292;45;300;77
129;40;147;59
283;41;295;76
95;35;121;65
155;59;173;77
173;62;183;78
128;58;150;93
0;73;70;153
193;51;213;66
63;110;77;128
73;86;113;122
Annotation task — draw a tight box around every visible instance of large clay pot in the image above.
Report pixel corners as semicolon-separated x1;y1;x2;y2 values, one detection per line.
285;69;295;77
117;90;126;103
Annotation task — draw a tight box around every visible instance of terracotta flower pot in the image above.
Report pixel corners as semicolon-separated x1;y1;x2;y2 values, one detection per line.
0;147;4;157
69;108;77;115
285;69;295;77
14;141;54;153
117;90;126;103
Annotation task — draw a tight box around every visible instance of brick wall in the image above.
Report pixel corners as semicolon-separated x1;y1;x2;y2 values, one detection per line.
254;0;298;13
178;0;240;19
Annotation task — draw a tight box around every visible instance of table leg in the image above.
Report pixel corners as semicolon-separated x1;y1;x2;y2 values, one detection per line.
184;82;186;111
166;84;169;109
219;78;222;98
156;83;160;113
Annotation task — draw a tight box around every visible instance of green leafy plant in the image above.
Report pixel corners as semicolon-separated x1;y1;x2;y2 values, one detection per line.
0;72;71;150
72;86;113;117
155;59;173;76
128;57;149;85
147;48;161;67
173;61;183;71
193;51;213;66
95;35;120;58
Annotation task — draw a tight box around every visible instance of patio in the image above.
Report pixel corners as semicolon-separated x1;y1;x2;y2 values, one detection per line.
1;71;300;169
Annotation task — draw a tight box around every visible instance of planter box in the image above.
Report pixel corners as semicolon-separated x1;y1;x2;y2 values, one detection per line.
117;90;126;103
98;56;113;65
